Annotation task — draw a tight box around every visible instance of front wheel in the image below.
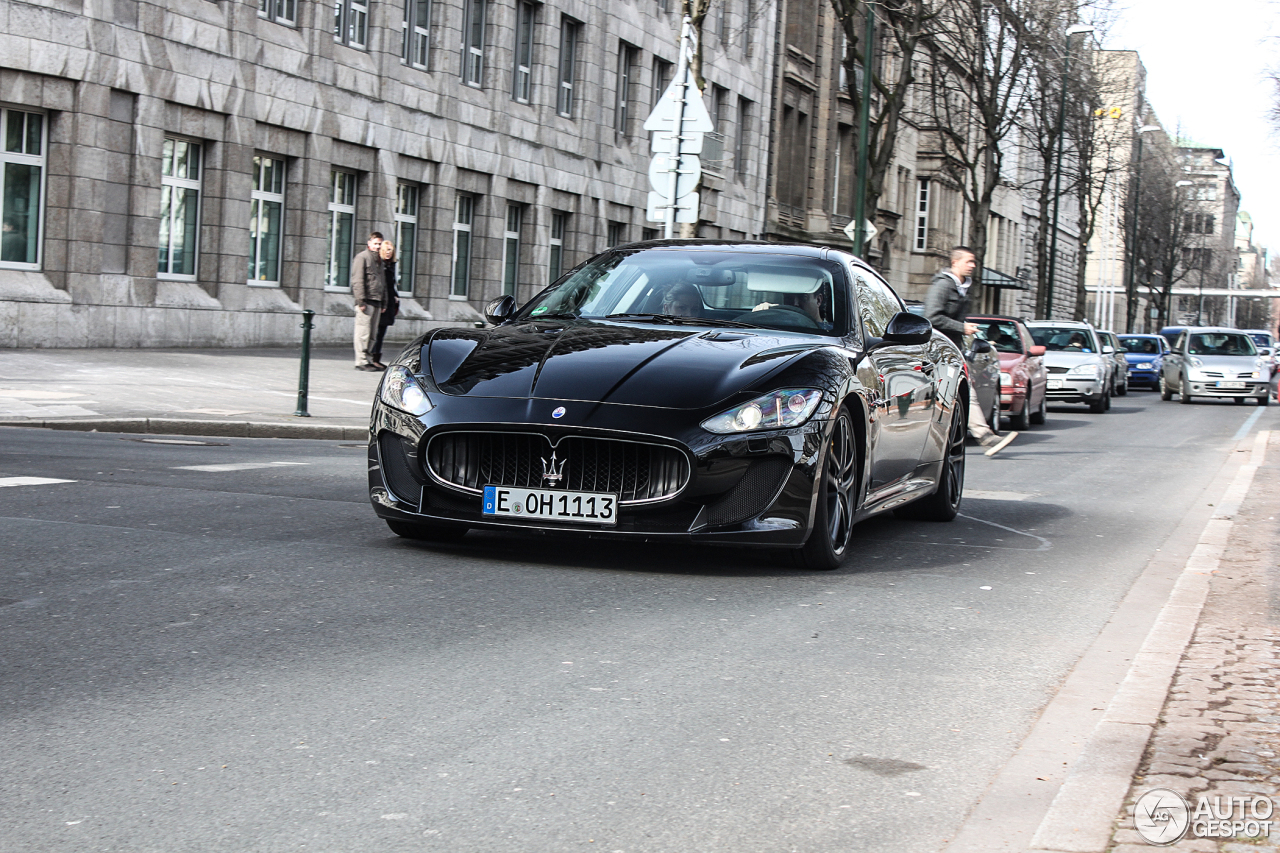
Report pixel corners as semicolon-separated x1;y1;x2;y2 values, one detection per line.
794;407;859;571
896;393;965;523
1261;395;1271;407
1180;373;1193;404
1116;374;1129;396
1160;374;1173;401
1029;389;1047;425
1011;385;1032;430
1089;388;1108;413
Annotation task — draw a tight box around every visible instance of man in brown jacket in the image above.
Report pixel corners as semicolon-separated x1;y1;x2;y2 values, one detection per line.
351;231;386;371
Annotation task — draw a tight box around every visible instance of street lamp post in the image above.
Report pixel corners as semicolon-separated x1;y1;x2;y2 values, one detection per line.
1044;24;1094;320
1124;124;1162;333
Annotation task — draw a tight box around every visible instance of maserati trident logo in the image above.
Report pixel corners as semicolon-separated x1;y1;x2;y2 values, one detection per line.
541;451;566;486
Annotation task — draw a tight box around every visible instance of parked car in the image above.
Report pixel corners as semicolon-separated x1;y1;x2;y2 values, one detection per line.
369;240;973;571
1159;326;1187;350
1160;327;1271;405
1117;333;1168;390
1025;321;1114;412
904;301;1001;435
1097;330;1130;396
969;315;1048;429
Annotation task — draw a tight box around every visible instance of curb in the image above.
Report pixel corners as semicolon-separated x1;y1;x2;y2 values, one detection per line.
0;418;369;441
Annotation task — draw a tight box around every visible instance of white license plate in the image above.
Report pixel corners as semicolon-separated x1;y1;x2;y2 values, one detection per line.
482;485;618;525
1047;379;1063;390
1216;382;1247;389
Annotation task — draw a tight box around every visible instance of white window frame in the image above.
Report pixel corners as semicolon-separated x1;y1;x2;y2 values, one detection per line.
402;0;431;68
549;211;566;284
502;203;523;297
158;136;202;281
0;107;46;270
248;154;286;287
914;178;930;251
394;183;419;296
259;0;296;25
512;0;535;103
334;0;368;48
324;169;357;291
451;193;474;298
557;18;580;118
462;0;487;87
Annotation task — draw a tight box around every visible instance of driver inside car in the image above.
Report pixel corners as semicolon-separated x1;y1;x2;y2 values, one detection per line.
660;282;703;317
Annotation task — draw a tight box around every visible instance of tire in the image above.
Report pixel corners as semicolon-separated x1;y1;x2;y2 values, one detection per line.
1180;373;1192;404
1029;389;1047;425
1010;384;1032;430
386;519;469;542
896;391;965;523
1104;388;1112;411
1160;374;1173;401
1089;388;1108;413
988;388;1001;436
794;407;859;571
1261;395;1271;407
1117;376;1128;396
1236;397;1246;405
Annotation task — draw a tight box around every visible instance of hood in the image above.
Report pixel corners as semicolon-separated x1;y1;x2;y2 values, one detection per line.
423;320;823;409
1125;354;1161;365
1041;350;1106;369
1189;354;1262;373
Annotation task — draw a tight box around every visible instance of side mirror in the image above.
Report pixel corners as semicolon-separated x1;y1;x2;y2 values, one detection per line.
969;338;993;354
1102;345;1115;354
1260;347;1273;357
1029;344;1046;356
484;295;517;325
879;312;933;346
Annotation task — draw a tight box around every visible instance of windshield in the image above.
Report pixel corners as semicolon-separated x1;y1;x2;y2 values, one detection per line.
1029;326;1096;353
514;249;850;335
1247;333;1273;348
1119;336;1161;355
973;320;1023;353
1188;333;1257;356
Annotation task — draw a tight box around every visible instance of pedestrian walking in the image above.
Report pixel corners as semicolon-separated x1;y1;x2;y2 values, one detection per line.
924;246;1017;456
351;231;386;372
371;239;401;370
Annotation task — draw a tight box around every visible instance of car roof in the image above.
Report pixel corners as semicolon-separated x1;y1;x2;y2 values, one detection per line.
1119;333;1160;337
1026;320;1094;328
968;315;1026;323
1181;327;1254;335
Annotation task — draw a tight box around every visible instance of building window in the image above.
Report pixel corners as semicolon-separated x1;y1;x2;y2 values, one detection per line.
557;18;580;118
914;178;930;251
462;0;487;87
451;194;474;297
334;0;369;48
703;85;728;171
607;221;626;247
512;0;535;102
549;211;566;283
615;43;637;135
1;108;45;268
158;136;201;279
402;0;431;68
259;0;296;25
502;203;523;297
641;227;659;241
394;183;419;295
248;154;285;285
325;170;356;290
734;97;752;179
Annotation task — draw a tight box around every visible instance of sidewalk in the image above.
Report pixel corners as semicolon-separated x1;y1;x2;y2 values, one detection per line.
0;346;383;440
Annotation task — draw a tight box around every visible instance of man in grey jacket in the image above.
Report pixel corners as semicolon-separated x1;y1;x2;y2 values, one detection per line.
925;246;1016;456
351;231;386;371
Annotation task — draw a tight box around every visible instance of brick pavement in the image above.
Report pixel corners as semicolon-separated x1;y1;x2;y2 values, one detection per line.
1109;431;1280;852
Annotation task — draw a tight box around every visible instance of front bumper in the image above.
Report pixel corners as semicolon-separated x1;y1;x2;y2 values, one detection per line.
367;398;829;547
1044;377;1102;404
1183;380;1269;398
1127;366;1160;386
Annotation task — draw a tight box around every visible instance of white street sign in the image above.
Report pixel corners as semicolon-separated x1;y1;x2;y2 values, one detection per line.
650;129;704;155
643;69;714;134
646;191;700;224
842;218;877;242
648;152;701;200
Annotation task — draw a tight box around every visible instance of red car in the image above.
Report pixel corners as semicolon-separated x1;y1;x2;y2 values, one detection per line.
968;315;1048;429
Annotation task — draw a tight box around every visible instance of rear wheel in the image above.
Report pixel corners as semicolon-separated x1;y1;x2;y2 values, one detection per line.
386;519;469;542
1010;385;1032;430
896;392;965;523
794;407;859;571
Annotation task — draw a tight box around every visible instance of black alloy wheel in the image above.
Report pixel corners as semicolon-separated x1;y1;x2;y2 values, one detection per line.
795;407;859;571
387;519;469;542
1011;384;1032;430
896;391;965;523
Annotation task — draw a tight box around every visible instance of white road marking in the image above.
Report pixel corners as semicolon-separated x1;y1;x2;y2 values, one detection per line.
172;462;310;472
964;489;1034;501
0;477;76;487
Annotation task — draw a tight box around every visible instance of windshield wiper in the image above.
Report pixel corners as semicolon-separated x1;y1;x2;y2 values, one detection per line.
525;312;579;321
605;313;756;328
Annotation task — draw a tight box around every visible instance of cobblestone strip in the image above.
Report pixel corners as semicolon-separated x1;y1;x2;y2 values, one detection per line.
1110;432;1280;853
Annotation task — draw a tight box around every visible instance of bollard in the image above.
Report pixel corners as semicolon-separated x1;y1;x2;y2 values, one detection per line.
294;309;315;417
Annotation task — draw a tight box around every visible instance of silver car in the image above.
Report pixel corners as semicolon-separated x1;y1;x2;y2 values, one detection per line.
1161;327;1271;405
1026;321;1113;413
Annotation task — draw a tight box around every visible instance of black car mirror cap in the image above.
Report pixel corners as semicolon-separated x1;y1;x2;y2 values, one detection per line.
878;312;933;346
484;295;518;325
969;338;993;354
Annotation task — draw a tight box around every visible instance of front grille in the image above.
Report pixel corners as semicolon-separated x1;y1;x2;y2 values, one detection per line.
426;431;690;505
703;457;793;527
1047;366;1069;374
1203;371;1224;378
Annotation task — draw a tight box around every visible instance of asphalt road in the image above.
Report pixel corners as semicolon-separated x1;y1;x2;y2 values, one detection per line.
1;392;1275;852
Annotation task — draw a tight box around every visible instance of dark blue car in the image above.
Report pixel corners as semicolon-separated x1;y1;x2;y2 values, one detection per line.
1119;334;1168;389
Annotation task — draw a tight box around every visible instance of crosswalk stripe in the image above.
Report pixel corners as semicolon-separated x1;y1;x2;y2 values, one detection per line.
171;462;310;472
0;477;77;488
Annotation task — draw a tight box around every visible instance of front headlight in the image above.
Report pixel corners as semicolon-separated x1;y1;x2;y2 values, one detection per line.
999;372;1012;386
1188;357;1204;368
1066;363;1100;378
379;365;434;416
702;389;824;434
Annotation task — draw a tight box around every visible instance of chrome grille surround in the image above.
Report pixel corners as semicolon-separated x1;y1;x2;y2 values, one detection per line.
425;431;691;506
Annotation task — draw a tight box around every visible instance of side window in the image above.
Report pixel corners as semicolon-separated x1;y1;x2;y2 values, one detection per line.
1173;332;1186;352
854;273;899;339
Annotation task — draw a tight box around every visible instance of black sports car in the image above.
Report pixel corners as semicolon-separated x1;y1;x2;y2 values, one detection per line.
368;241;970;570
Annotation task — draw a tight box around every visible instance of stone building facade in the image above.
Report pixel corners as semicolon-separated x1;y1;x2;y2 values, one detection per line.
0;0;774;348
1173;144;1242;326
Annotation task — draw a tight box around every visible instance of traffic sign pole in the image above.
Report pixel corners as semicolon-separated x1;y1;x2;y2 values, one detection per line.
665;16;693;239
